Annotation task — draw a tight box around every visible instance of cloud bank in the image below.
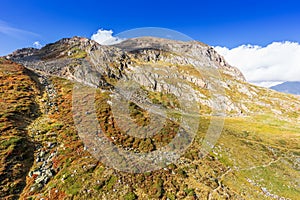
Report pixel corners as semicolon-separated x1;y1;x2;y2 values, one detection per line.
214;42;300;87
91;29;124;45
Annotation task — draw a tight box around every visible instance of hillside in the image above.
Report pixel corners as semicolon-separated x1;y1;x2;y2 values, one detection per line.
0;37;300;199
0;59;40;199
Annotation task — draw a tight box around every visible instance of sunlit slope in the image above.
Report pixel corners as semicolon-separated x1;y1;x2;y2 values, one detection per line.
1;36;299;199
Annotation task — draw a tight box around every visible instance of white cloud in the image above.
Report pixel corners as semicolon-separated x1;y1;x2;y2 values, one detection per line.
214;42;300;87
91;29;124;45
250;81;284;88
33;41;42;49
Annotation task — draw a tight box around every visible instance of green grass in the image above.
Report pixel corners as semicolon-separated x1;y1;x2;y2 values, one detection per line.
212;115;300;199
0;137;22;149
124;192;137;200
105;175;117;190
68;47;87;59
66;182;81;195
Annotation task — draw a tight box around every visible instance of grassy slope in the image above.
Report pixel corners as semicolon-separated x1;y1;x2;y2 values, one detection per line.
0;57;299;199
18;76;299;199
0;59;40;199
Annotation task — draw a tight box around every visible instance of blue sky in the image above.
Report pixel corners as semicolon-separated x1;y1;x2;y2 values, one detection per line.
1;0;300;55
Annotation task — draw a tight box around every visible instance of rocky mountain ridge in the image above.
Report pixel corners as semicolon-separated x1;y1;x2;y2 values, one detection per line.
7;36;299;117
7;36;245;81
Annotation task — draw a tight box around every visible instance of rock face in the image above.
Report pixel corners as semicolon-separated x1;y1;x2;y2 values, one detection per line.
7;36;250;115
114;37;245;81
8;36;245;83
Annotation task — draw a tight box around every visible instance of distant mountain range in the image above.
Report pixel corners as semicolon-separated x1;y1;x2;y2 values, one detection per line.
271;81;300;95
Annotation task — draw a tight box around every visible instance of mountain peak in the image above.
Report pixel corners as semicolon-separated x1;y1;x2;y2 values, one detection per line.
6;36;245;82
271;81;300;95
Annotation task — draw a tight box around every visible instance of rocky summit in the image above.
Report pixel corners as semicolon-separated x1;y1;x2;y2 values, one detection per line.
0;36;299;199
